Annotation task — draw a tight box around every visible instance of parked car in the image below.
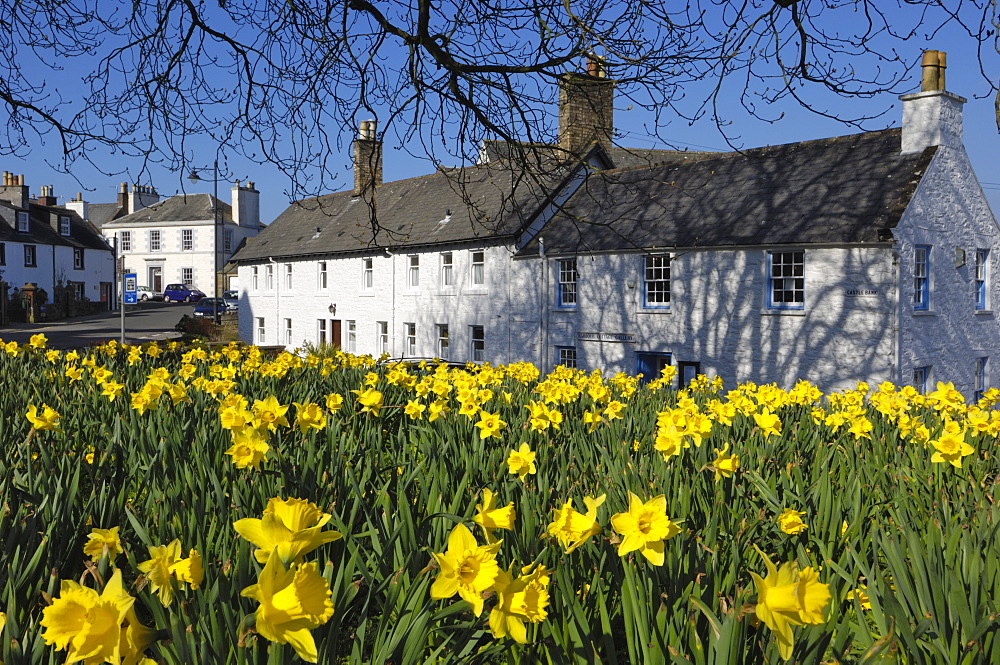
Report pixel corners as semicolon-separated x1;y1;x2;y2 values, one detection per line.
136;285;157;301
192;298;229;321
222;290;239;312
162;284;206;302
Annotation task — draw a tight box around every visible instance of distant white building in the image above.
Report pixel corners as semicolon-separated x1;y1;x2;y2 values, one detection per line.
103;182;263;295
0;175;115;307
232;50;1000;397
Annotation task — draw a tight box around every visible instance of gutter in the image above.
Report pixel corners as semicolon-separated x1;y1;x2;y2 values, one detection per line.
539;237;548;370
269;257;279;346
892;249;901;385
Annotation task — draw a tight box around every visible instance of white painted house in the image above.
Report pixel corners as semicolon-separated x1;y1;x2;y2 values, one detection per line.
232;51;1000;397
103;183;263;295
0;174;115;306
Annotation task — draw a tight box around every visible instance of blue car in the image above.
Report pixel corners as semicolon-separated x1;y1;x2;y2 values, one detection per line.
192;298;229;321
162;284;206;303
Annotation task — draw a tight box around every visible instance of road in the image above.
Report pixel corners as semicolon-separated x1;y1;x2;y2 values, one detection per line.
0;301;197;349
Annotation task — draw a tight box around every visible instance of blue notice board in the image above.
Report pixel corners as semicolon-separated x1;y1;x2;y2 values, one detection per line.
123;273;138;304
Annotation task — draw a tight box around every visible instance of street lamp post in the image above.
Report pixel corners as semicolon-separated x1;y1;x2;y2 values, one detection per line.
187;161;221;323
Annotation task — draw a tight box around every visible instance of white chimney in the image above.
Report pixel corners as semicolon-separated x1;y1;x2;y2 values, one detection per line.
128;184;159;214
232;181;260;227
64;192;89;221
900;49;966;154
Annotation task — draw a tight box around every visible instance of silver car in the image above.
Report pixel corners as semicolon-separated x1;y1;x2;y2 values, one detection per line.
222;290;239;312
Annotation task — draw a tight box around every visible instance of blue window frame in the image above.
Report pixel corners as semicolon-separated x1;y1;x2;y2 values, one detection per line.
975;357;988;402
913;245;930;310
636;352;672;383
643;254;671;308
767;251;804;309
975;249;988;310
557;259;577;307
913;366;930;394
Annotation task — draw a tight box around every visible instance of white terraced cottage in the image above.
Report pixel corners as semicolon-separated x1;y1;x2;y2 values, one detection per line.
232;50;1000;398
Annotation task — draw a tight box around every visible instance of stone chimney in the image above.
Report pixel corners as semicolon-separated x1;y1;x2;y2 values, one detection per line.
117;182;128;209
558;55;615;157
128;184;159;214
64;192;89;221
231;180;260;227
0;172;29;209
900;49;966;154
36;185;57;207
353;119;382;196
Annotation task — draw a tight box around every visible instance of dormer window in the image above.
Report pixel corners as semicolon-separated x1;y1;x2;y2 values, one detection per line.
17;211;28;233
60;216;71;236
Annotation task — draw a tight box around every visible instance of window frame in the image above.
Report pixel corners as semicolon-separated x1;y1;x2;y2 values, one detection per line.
284;263;293;290
181;267;194;285
377;321;389;354
363;258;374;290
224;229;234;252
975;357;988;402
256;317;266;344
642;254;671;309
265;264;274;290
120;231;132;252
318;319;327;345
346;320;357;353
913;366;930;394
405;322;417;356
318;261;328;290
470;325;485;362
73;248;85;270
149;230;161;252
251;266;259;290
24;244;36;267
441;252;454;287
913;245;930;311
181;229;194;251
975;249;988;311
284;318;293;346
767;250;805;310
408;255;420;288
556;345;577;369
16;211;29;233
0;242;5;266
557;258;578;308
59;216;71;236
436;324;449;359
471;251;485;286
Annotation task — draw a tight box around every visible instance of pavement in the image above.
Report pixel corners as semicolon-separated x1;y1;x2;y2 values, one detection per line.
0;306;141;334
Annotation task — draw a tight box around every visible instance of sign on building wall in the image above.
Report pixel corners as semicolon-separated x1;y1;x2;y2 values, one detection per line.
578;332;637;343
845;288;880;297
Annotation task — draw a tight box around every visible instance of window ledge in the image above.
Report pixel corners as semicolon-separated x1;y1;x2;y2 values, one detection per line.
465;287;489;295
761;308;806;317
551;306;578;313
638;307;672;315
975;309;993;316
359;291;375;297
911;309;937;317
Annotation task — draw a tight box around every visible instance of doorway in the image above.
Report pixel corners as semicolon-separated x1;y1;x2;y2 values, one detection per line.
148;266;163;293
331;320;342;349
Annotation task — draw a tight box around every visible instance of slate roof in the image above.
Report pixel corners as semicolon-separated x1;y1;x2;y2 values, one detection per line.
87;202;127;229
103;193;233;227
0;200;112;251
234;158;577;262
522;128;934;255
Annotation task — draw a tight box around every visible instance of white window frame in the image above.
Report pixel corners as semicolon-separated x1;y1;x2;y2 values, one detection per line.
251;266;259;290
73;248;84;270
408;255;420;288
471;251;485;286
913;245;930;311
284;263;293;290
470;325;485;362
318;261;328;290
120;231;132;252
436;324;449;359
767;250;805;310
59;216;71;236
643;254;671;309
975;249;988;311
441;252;454;287
16;211;29;233
224;229;234;252
913;366;930;394
149;230;161;252
377;321;389;354
975;357;988;402
318;319;327;345
182;229;194;251
284;318;293;346
557;259;578;307
557;346;577;369
405;322;417;356
181;267;194;285
265;264;274;290
363;258;373;290
256;317;266;344
347;320;357;353
24;244;36;267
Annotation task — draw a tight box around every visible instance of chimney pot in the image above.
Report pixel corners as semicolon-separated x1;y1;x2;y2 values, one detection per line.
354;120;383;195
920;49;947;92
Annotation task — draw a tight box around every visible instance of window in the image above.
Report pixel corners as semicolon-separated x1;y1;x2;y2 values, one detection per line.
768;251;804;309
975;357;988;402
678;361;702;386
73;248;85;270
557;346;577;368
72;282;85;300
363;258;373;290
318;261;328;289
284;319;293;346
24;245;36;267
408;255;420;288
0;242;5;265
470;325;485;362
252;266;259;290
347;320;357;353
284;263;292;289
643;255;671;308
377;321;389;354
913;245;930;310
182;229;193;251
59;216;71;236
17;211;29;233
436;324;449;359
265;264;274;290
913;366;930;394
149;230;161;252
318;319;327;345
975;249;988;310
471;251;485;286
120;231;132;252
256;317;266;344
441;253;454;287
557;259;578;307
405;323;416;356
182;268;193;285
637;352;672;383
224;230;233;252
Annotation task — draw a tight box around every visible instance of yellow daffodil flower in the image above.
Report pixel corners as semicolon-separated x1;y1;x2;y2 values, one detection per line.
547;494;605;553
776;508;808;535
930;421;975;467
29;333;48;349
26;403;61;431
430;523;501;617
610;492;681;565
711;444;739;481
506;443;536;481
252;396;290;430
233;497;343;566
137;539;202;607
83;527;124;562
488;564;551;643
352;387;384;416
472;488;515;544
293;401;327;432
40;569;135;664
475;411;506;439
749;549;831;660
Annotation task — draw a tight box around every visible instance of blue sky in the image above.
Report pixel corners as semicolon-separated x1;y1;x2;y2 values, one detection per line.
3;8;997;225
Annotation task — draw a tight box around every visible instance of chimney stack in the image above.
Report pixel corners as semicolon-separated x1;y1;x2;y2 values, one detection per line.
232;180;260;227
353;119;383;196
128;184;159;214
117;182;128;209
0;172;29;209
63;192;89;222
558;55;615;157
37;185;57;206
900;49;965;154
